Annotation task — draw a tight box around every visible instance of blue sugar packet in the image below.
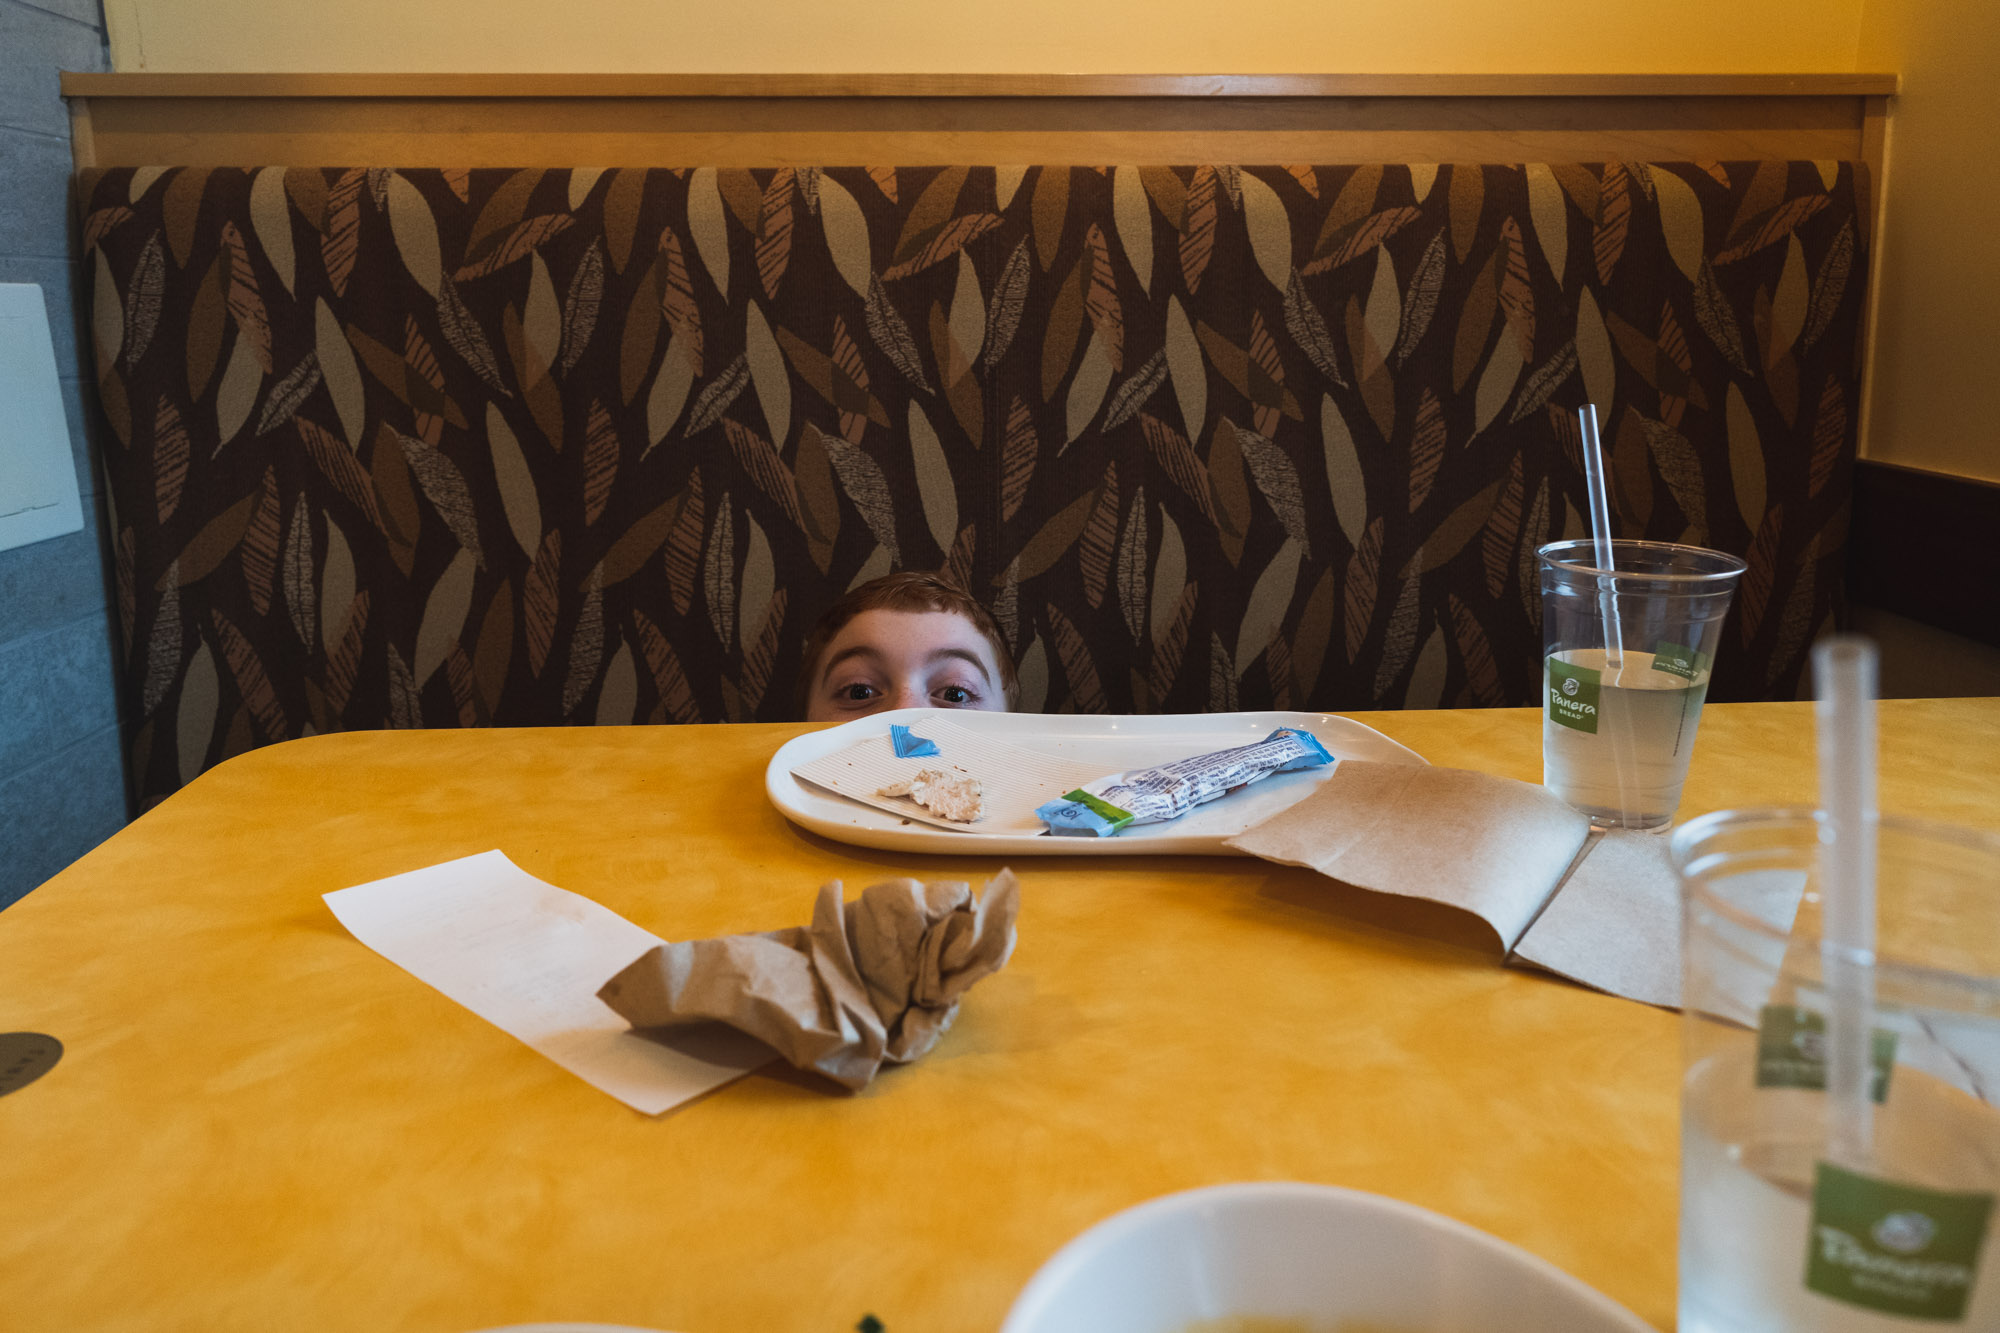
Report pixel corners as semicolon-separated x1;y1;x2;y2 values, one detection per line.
1035;790;1138;837
890;724;941;758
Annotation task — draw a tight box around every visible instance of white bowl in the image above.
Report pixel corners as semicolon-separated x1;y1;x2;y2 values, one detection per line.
1001;1183;1655;1333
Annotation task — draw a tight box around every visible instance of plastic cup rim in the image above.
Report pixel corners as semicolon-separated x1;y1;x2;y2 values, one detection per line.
1536;537;1748;585
1671;805;2000;994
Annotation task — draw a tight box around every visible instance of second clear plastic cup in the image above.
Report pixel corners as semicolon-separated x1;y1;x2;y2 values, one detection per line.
1673;809;2000;1332
1537;538;1747;829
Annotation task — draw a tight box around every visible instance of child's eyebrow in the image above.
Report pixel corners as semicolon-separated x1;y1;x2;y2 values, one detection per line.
923;648;995;681
820;645;887;677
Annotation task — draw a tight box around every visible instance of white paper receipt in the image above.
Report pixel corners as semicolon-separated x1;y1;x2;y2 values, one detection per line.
790;718;1112;834
323;851;771;1114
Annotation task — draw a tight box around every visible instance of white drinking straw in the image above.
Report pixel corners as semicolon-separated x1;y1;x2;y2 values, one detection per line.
1577;405;1624;673
1815;635;1879;1167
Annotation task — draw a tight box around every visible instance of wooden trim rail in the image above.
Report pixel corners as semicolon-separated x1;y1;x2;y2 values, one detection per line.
60;73;1901;100
61;72;1899;171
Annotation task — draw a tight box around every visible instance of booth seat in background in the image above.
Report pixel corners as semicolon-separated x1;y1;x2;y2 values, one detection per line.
76;163;1870;807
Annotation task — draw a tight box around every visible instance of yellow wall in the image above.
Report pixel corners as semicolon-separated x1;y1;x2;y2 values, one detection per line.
1857;0;2000;482
106;0;1863;75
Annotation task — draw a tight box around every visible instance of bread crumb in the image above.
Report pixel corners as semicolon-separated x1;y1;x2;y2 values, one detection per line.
878;769;984;823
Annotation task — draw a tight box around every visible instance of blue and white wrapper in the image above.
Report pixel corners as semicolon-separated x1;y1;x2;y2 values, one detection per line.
1034;728;1334;836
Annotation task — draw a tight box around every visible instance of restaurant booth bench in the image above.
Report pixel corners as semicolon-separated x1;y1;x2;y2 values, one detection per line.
76;160;1870;807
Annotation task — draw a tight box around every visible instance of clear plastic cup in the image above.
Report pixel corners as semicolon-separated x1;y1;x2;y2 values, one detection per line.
1538;538;1746;829
1673;809;2000;1332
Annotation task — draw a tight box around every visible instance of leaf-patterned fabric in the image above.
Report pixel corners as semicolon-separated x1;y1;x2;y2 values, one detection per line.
78;163;1868;808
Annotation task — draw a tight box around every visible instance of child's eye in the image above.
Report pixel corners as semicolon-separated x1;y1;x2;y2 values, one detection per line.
936;685;973;705
841;683;879;702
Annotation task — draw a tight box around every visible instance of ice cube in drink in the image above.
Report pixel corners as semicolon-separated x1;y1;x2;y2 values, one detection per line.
1543;647;1709;828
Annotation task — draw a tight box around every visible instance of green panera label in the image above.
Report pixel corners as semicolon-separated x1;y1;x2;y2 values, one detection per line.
1546;657;1601;733
1755;1005;1897;1103
1652;640;1712;681
1806;1163;1993;1320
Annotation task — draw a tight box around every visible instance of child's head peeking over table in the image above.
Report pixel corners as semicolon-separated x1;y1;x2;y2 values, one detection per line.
799;571;1017;721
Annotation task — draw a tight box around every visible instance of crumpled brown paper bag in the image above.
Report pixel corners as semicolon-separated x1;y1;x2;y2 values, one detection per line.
597;870;1020;1091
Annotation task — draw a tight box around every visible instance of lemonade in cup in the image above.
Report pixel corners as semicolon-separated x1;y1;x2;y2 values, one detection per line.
1537;538;1746;829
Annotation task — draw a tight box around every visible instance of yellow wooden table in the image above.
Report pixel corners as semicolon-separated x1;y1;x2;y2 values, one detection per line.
3;700;1997;1332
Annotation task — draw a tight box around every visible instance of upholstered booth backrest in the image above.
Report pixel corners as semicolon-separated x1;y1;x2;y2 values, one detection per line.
79;163;1868;806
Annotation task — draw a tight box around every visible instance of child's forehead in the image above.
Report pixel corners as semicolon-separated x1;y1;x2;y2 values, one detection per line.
822;608;999;668
842;606;976;631
832;607;989;647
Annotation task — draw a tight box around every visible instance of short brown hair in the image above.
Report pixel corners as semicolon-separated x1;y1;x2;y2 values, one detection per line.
795;571;1017;717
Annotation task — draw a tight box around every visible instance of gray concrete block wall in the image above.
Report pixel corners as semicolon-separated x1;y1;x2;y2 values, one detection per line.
0;0;122;910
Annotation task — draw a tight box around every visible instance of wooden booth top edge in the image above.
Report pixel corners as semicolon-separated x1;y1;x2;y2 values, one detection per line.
60;71;1903;100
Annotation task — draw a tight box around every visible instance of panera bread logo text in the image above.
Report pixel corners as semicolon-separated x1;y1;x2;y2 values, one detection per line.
1806;1164;1993;1320
1814;1224;1972;1294
1546;658;1601;734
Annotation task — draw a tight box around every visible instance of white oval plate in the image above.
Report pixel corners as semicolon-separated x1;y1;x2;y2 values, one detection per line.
766;708;1426;856
1002;1182;1654;1333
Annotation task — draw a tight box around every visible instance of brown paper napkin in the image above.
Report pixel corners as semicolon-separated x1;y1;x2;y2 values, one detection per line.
1510;826;1682;1009
1226;760;1592;949
597;870;1021;1091
1225;760;1686;1007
